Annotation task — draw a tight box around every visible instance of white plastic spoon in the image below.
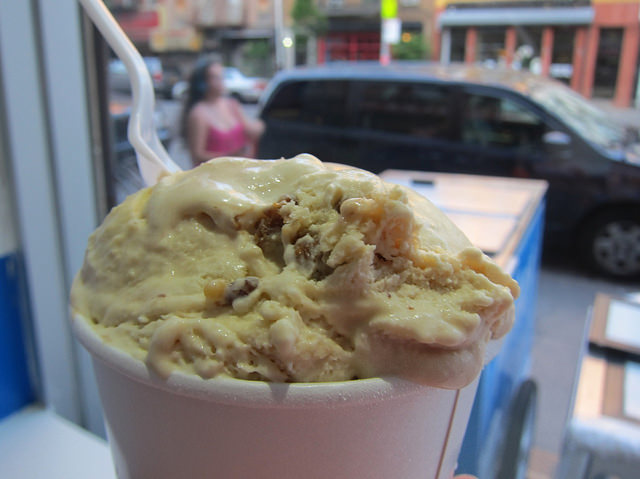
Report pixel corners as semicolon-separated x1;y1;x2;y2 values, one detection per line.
78;0;182;186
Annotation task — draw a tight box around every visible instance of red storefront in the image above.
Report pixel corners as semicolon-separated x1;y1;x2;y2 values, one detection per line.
317;32;381;63
436;1;640;107
113;10;159;47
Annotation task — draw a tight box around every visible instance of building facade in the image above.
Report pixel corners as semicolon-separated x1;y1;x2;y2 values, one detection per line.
109;0;436;70
315;0;435;63
435;0;640;107
109;1;640;106
109;0;284;74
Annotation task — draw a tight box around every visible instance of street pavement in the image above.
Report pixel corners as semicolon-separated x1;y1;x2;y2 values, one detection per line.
528;253;637;476
527;99;639;476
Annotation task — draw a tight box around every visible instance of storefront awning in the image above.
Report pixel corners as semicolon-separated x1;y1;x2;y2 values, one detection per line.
438;7;594;28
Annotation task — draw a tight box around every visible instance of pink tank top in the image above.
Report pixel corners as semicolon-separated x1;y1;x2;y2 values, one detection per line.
205;123;246;156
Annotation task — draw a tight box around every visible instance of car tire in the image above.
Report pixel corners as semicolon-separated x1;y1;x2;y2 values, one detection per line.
579;208;640;279
496;379;537;479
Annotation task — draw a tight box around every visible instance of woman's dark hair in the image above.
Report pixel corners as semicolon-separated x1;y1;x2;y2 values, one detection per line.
180;55;222;139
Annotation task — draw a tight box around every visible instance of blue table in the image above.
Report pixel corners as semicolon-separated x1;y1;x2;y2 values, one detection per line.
381;170;547;478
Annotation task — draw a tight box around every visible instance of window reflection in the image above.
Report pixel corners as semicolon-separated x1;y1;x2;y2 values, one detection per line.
355;82;451;139
265;80;350;127
462;93;547;149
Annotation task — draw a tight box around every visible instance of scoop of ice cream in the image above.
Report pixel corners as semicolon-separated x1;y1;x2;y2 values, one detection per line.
71;154;518;388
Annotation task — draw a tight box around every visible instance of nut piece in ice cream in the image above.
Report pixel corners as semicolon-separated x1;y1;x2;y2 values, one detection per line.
71;154;519;388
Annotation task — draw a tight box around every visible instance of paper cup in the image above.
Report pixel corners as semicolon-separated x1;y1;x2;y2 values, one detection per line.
72;314;485;479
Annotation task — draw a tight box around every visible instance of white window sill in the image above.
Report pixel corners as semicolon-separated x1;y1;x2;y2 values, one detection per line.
0;405;115;479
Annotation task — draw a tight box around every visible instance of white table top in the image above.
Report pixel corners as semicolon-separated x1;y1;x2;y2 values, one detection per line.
0;406;115;479
380;170;547;269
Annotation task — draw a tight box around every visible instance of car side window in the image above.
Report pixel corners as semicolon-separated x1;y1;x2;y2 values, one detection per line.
263;81;307;121
355;81;451;139
299;80;349;127
462;93;547;149
264;80;349;127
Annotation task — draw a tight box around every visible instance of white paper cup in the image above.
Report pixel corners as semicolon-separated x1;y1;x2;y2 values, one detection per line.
72;313;486;479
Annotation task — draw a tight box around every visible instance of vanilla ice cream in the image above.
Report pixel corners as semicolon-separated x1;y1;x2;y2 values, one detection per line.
71;154;518;388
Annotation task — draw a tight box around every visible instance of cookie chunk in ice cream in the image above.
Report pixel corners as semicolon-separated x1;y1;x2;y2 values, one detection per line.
71;154;519;388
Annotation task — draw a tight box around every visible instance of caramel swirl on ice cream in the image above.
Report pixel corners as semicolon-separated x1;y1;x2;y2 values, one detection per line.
71;154;518;388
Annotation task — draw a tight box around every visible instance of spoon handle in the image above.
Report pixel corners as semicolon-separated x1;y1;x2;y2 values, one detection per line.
78;0;182;185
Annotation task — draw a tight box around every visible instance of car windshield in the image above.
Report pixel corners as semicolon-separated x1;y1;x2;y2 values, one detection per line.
530;84;627;150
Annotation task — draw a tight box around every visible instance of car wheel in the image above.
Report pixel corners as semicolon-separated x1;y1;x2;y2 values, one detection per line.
580;209;640;279
496;380;537;479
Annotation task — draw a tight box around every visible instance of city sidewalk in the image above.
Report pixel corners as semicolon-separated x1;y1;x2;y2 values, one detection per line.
526;98;639;479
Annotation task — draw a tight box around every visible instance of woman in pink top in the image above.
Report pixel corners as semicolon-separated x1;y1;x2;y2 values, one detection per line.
182;58;264;167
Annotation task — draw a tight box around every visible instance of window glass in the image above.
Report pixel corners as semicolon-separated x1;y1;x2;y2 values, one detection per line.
450;28;466;62
462;93;547;148
530;84;625;149
355;81;451;139
476;27;506;64
594;28;623;98
264;80;349;127
263;81;307;121
300;80;349;126
551;27;575;84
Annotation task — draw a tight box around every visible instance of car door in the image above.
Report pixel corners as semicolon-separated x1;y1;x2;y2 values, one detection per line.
446;87;554;177
258;79;359;163
450;86;601;240
347;79;455;173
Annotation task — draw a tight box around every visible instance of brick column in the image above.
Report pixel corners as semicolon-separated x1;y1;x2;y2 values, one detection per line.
571;27;587;92
349;34;358;61
581;25;600;98
432;30;441;62
432;7;443;61
505;26;516;67
317;37;326;64
614;24;640;107
432;2;445;61
465;27;477;64
540;27;554;77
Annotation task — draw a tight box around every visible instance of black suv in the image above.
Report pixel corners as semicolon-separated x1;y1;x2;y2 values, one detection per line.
257;62;640;279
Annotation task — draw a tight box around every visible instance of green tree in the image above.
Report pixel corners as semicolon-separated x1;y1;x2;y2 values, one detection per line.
291;0;326;34
243;40;274;76
245;39;272;60
392;34;430;60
